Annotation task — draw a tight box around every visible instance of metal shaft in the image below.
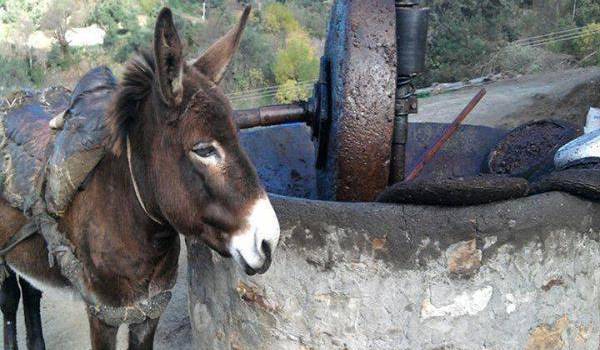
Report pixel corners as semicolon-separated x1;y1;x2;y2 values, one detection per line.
389;77;413;183
389;0;429;184
390;0;418;184
406;88;487;181
234;103;310;129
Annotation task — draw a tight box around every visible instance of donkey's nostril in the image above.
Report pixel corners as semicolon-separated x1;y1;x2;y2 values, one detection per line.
252;240;272;275
261;240;271;260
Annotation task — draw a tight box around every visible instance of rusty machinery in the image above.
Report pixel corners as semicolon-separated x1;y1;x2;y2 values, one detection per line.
235;0;429;202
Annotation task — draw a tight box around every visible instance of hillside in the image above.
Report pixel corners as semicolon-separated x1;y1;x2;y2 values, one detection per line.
0;0;598;109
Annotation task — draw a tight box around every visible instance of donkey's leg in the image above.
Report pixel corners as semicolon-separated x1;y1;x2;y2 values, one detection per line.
18;278;45;350
87;314;119;350
0;269;20;350
128;318;159;350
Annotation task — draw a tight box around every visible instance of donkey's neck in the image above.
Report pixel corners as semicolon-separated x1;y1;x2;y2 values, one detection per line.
60;145;180;305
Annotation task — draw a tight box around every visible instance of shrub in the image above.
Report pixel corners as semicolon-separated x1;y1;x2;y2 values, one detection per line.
575;23;600;65
494;44;544;75
273;31;318;83
0;55;36;91
272;30;318;103
275;79;311;104
262;3;299;35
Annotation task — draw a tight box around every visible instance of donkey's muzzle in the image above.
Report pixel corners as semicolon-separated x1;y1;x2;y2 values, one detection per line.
237;242;272;275
254;241;273;274
228;195;280;275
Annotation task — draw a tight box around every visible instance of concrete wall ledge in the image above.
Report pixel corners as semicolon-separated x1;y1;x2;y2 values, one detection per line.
187;192;600;349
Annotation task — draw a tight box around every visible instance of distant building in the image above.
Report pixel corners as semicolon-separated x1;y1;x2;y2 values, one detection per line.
22;24;106;52
65;25;106;47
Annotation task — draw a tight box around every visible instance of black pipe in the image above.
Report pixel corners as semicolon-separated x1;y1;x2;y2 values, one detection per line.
389;1;429;184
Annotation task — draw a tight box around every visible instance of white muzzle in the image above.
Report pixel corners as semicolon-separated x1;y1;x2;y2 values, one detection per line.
228;195;280;275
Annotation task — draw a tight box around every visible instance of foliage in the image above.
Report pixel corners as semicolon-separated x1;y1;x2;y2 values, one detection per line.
139;0;160;14
287;1;330;39
87;0;152;63
275;79;309;103
0;55;46;90
422;0;519;84
1;0;599;102
488;44;575;76
0;56;32;90
0;0;45;25
39;0;87;58
262;3;299;34
223;25;277;93
575;23;600;65
273;30;318;102
574;0;600;26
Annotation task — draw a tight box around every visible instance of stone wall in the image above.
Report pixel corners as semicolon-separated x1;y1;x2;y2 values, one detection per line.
187;192;600;349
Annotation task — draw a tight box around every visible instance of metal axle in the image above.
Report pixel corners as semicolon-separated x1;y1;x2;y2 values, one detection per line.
234;103;310;129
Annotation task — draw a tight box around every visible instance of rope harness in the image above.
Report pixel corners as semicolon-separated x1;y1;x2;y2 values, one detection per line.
126;136;165;225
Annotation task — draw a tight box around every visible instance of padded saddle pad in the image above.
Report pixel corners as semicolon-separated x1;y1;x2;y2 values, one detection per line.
0;88;68;213
45;67;116;215
0;66;116;215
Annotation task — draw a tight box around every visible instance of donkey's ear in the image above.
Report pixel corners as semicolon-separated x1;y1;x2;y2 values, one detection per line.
192;6;251;84
154;8;184;106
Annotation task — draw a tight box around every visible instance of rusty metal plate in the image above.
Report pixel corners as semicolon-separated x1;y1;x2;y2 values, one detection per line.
317;0;397;201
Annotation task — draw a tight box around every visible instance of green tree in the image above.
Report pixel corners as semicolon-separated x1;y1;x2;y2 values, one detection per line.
421;0;519;83
575;22;600;65
88;0;152;63
574;0;600;26
273;31;318;103
262;2;299;34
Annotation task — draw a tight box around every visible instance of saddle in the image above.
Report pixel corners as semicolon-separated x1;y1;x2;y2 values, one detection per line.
0;68;172;326
0;67;116;216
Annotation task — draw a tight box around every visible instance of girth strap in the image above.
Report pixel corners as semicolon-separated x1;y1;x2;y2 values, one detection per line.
0;221;39;285
0;221;38;256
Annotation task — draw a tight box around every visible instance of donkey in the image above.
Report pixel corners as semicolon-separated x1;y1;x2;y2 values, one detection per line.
0;6;279;350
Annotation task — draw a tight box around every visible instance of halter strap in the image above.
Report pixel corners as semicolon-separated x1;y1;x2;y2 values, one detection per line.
126;136;164;225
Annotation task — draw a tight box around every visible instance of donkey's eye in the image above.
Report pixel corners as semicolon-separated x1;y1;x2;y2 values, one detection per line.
193;144;218;158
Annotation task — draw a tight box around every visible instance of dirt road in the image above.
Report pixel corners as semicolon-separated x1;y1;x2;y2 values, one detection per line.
416;67;600;129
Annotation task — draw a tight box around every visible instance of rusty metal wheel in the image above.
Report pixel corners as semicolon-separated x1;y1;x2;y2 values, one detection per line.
316;0;397;201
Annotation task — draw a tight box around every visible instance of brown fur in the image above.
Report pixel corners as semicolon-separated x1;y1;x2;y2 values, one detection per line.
0;6;261;350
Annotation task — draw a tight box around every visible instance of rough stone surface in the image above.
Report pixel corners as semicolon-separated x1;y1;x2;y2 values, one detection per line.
446;239;482;277
187;192;600;349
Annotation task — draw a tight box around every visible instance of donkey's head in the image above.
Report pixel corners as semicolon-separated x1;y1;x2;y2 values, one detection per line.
107;7;279;275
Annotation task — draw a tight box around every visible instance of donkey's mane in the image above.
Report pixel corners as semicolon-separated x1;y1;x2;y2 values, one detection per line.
106;50;156;155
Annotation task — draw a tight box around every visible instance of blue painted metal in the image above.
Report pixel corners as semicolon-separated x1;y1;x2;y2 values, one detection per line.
241;123;507;199
239;124;317;199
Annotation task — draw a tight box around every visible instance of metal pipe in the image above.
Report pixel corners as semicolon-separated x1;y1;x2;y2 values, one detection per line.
389;77;413;183
389;1;429;184
405;88;487;181
234;103;309;129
